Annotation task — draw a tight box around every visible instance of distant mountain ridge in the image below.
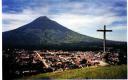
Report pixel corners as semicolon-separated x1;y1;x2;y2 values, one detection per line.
2;16;126;50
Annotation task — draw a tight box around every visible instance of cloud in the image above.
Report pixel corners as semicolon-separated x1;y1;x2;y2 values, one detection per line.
2;0;127;41
109;25;127;30
2;7;50;31
3;1;126;31
52;13;126;30
2;13;34;31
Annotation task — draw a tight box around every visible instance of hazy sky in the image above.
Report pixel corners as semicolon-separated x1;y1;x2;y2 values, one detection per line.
2;0;127;41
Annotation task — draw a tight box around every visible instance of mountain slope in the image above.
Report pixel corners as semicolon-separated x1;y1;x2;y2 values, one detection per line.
2;16;125;50
3;16;102;48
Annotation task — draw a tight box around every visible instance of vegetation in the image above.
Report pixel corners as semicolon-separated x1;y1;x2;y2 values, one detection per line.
22;65;127;79
3;16;126;52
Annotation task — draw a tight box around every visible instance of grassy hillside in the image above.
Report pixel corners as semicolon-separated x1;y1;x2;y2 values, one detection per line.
22;65;127;79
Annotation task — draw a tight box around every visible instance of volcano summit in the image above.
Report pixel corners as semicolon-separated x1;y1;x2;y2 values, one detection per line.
2;16;125;50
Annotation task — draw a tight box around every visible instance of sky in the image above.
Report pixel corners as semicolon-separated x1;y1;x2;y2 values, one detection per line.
2;0;127;41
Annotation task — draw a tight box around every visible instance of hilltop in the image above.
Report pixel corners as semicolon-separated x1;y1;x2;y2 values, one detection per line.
22;65;127;79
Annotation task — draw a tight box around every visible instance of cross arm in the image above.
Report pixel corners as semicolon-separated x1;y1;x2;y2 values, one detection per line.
97;30;104;32
105;30;112;32
97;30;112;32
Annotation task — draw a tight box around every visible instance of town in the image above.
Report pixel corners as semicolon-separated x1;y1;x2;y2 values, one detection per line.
3;49;122;78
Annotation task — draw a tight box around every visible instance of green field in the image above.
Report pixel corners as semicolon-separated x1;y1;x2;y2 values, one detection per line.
22;65;127;79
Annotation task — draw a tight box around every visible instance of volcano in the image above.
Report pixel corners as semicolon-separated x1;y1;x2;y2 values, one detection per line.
2;16;126;50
